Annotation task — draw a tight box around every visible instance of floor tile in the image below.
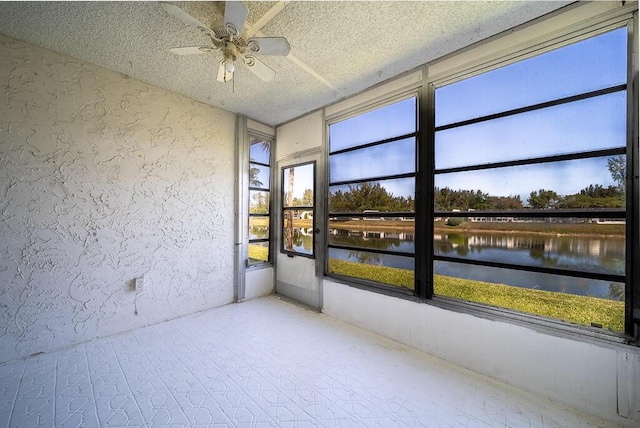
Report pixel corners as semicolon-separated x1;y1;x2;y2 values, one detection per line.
0;296;623;427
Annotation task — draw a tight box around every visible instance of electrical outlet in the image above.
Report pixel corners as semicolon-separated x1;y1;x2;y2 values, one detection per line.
134;277;144;291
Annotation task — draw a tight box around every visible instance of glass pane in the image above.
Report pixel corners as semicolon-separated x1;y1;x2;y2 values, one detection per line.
328;248;414;290
248;241;269;264
329;97;417;152
330;177;415;213
434;261;625;331
436;27;627;127
282;163;314;208
250;138;271;164
329;222;415;254
283;210;313;255
249;216;269;240
434;219;625;276
330;137;415;183
434;156;626;211
249;164;270;189
250;190;269;214
435;92;626;169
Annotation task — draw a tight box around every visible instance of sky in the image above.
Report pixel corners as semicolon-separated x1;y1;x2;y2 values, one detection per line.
328;26;627;205
283;162;315;201
434;26;626;202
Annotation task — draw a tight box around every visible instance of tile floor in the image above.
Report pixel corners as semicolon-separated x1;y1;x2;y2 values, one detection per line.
0;295;621;427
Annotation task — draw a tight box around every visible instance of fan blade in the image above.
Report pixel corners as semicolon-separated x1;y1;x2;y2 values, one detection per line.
224;1;248;38
169;46;215;56
246;37;290;56
161;3;214;37
217;60;234;82
242;55;276;82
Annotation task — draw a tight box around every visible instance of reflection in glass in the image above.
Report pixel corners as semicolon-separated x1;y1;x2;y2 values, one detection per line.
433;224;625;276
329;227;415;254
330;137;415;183
249;216;269;240
329;97;417;152
435;92;626;170
434;157;624;209
283;211;314;255
250;190;269;214
250;138;271;164
436;27;627;127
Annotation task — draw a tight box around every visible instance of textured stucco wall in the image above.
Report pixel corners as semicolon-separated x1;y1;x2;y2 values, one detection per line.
0;34;236;364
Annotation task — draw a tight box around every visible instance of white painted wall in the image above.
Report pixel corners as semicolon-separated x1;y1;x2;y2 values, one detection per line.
274;112;324;307
323;280;640;426
245;267;274;300
276;110;323;158
0;35;236;364
271;3;640;424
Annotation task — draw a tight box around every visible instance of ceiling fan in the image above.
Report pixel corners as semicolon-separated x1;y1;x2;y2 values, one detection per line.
161;1;290;83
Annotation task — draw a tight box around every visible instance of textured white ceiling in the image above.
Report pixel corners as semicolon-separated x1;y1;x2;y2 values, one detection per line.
0;1;570;126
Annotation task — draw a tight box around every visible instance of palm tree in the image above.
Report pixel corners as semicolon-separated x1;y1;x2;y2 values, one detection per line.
285;167;295;251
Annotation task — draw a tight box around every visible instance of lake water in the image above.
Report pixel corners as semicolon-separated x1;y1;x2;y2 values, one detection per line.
250;226;626;300
328;228;625;300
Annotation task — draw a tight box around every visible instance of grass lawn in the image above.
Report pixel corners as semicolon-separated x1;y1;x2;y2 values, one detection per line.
328;259;624;331
248;244;269;262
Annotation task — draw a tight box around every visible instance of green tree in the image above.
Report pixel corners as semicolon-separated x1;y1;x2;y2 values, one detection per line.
528;189;560;209
302;188;314;206
329;183;405;212
607;155;626;194
486;195;523;210
249;166;263;188
250;191;269;214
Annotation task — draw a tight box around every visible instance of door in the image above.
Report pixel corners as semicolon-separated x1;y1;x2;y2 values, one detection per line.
275;152;323;308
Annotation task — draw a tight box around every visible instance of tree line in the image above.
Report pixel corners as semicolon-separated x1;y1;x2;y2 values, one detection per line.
331;156;626;212
327;181;624;213
435;184;624;211
330;183;414;212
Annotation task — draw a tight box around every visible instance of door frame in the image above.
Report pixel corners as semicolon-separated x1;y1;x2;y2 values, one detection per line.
274;148;325;308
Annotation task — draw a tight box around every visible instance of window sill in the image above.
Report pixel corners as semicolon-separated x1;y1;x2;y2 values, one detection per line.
247;262;273;271
325;274;640;351
430;295;639;351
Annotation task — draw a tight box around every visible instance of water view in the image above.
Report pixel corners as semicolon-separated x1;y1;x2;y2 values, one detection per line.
327;225;625;301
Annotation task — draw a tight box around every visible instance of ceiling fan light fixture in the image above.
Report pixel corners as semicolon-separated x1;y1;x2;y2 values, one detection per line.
225;23;239;38
164;1;287;84
224;59;235;74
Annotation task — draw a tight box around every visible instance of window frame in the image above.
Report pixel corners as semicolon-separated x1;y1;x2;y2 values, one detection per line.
322;5;639;345
247;133;274;268
280;160;317;259
325;93;419;295
424;18;637;341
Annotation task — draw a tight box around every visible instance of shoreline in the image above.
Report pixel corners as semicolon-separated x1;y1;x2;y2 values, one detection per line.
325;220;625;237
251;218;626;238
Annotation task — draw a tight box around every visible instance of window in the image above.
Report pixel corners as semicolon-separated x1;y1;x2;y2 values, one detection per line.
327;96;417;291
248;136;272;265
281;162;315;257
432;27;630;331
323;10;637;340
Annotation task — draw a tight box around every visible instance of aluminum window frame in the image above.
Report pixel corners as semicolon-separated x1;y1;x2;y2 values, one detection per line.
321;3;638;344
425;15;638;341
247;131;275;268
326;92;419;294
280;160;317;259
